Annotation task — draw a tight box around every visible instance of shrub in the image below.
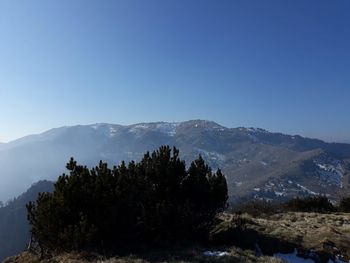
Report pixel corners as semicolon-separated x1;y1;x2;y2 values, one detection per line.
26;146;228;255
338;196;350;212
232;199;282;217
284;196;335;213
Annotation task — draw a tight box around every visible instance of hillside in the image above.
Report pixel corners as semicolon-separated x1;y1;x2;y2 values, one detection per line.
0;181;54;262
5;212;350;263
1;120;350;203
211;212;350;262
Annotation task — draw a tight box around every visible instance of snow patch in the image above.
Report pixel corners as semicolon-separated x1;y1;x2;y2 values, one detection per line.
327;257;349;263
267;181;275;187
314;160;344;187
129;122;178;137
109;127;118;137
195;148;226;163
274;249;314;263
275;191;285;197
235;181;243;187
274;249;348;263
155;123;178;136
89;124;120;138
247;127;269;133
90;124;100;130
203;250;229;257
296;183;318;195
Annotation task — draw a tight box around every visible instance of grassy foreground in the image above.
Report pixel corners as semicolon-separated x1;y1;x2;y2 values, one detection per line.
211;212;350;262
3;247;282;263
4;212;350;263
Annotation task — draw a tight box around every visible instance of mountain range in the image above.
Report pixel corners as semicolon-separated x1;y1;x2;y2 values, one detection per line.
1;120;350;203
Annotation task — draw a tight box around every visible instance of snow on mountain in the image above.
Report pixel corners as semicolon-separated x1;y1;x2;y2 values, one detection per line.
128;122;179;137
314;156;345;187
1;120;350;203
155;122;179;136
87;123;123;138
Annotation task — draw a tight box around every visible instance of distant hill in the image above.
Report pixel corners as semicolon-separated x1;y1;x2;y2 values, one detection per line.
0;120;350;202
0;180;54;261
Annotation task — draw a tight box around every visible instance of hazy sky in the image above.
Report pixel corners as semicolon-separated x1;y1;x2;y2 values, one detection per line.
0;0;349;143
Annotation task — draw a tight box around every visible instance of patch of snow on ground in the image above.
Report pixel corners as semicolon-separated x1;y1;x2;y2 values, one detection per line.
203;251;229;257
274;249;314;263
260;161;268;166
296;183;318;195
275;191;285;196
317;163;327;170
327;257;349;263
91;124;100;130
134;124;149;129
129;124;150;136
196;148;226;162
235;181;243;187
247;127;268;133
312;155;345;187
89;124;119;138
109;127;118;137
129;122;179;137
315;161;344;187
274;249;349;263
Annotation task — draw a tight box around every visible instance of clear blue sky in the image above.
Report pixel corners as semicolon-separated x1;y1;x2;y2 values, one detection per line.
0;0;349;143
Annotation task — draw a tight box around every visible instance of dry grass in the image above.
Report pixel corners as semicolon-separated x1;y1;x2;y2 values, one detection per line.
211;212;350;262
7;212;350;263
254;212;350;259
3;246;283;263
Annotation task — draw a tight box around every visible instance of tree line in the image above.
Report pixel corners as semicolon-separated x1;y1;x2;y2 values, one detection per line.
233;195;350;217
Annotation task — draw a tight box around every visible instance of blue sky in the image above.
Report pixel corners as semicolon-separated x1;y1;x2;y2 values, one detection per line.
0;0;349;143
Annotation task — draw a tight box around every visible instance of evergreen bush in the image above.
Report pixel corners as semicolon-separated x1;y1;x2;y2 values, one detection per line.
27;146;228;254
284;196;334;213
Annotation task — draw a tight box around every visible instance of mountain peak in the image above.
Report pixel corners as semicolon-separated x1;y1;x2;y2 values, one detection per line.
180;120;225;129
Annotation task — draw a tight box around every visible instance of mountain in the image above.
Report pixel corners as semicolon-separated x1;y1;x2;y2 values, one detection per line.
0;180;54;261
0;120;350;203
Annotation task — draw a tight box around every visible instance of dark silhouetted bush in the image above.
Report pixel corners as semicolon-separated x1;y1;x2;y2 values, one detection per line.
284;196;335;213
338;196;350;212
27;146;228;255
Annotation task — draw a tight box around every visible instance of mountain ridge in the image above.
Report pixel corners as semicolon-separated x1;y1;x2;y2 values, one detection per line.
3;119;345;146
0;120;350;203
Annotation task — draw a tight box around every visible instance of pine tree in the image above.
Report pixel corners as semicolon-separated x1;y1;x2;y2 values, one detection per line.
27;146;228;255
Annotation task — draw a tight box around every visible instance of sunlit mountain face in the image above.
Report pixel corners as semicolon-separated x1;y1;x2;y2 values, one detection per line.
1;120;350;203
